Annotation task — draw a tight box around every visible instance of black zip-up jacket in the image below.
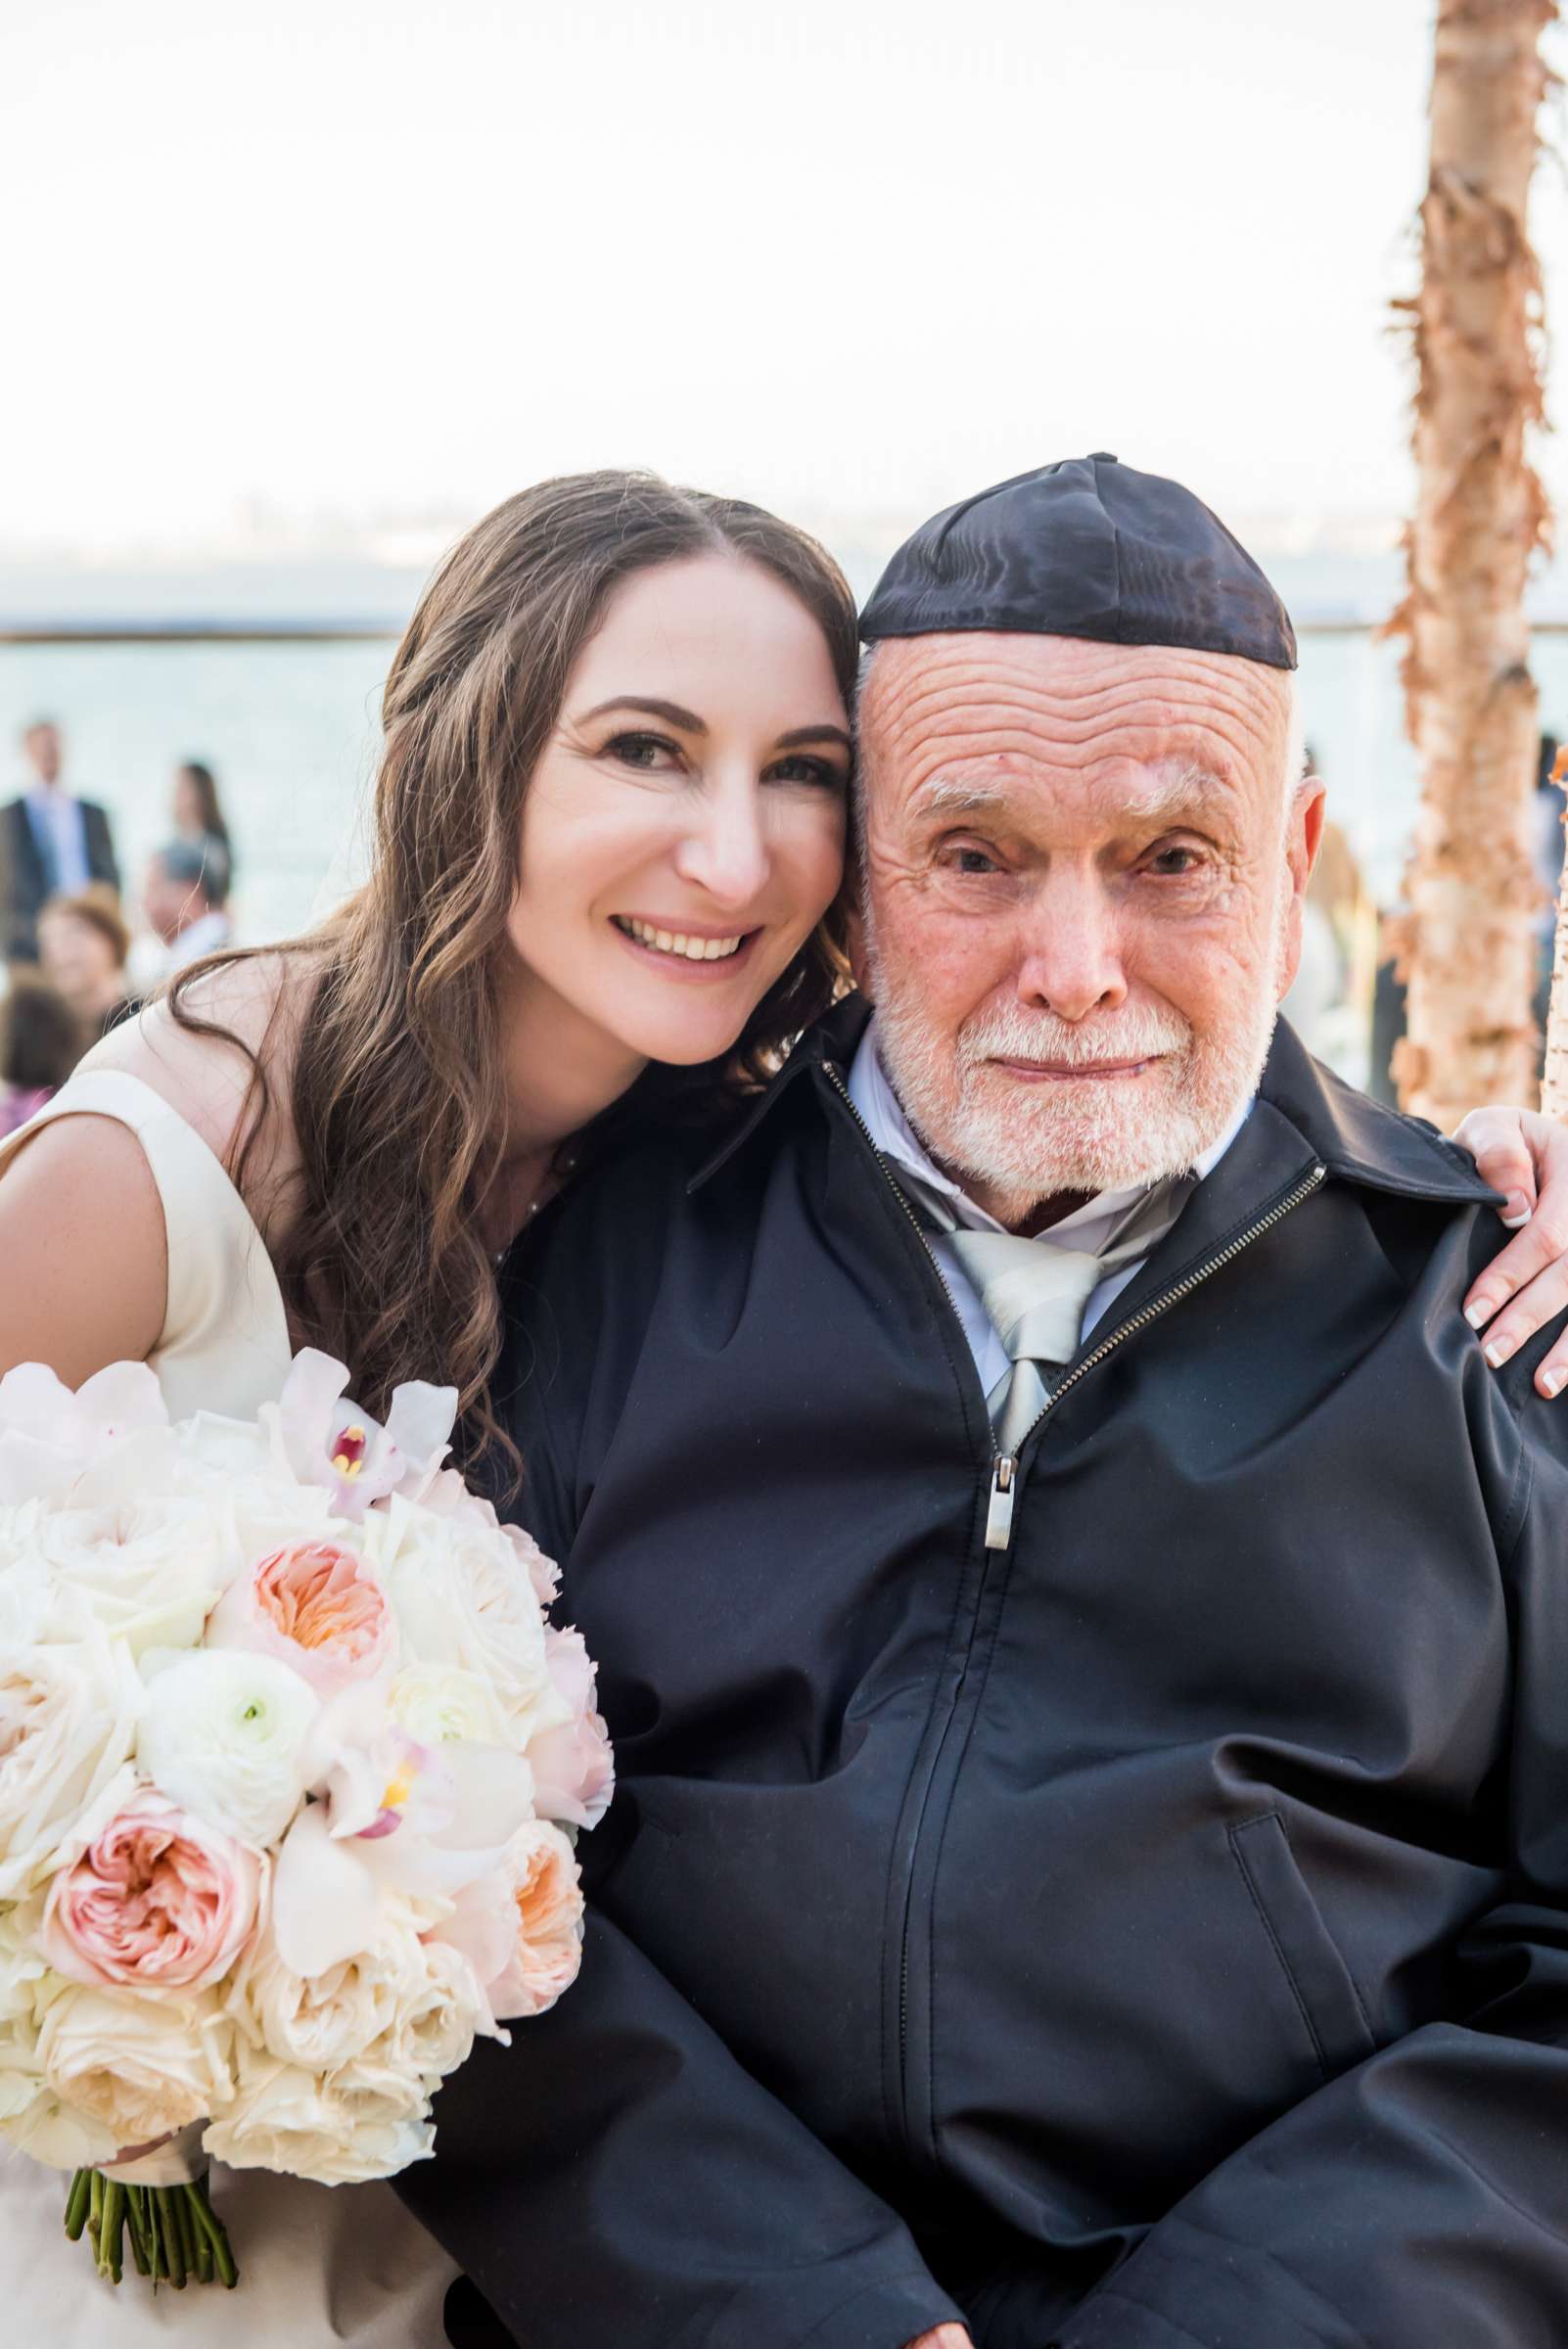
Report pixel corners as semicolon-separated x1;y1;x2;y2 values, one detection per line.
401;1006;1568;2349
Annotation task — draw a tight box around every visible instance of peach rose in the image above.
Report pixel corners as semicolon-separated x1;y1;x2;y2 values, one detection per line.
41;1790;261;1993
207;1539;395;1697
436;1820;584;2023
527;1627;615;1830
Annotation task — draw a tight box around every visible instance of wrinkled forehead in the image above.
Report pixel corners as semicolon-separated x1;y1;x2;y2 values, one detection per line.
857;631;1290;807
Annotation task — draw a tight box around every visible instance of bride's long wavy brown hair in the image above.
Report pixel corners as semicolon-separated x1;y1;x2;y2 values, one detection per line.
169;472;859;1487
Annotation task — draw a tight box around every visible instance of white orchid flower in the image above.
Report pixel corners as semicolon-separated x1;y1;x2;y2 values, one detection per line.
264;1350;458;1524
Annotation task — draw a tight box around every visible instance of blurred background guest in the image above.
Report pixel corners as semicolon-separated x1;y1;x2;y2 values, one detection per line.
1277;748;1373;1082
1531;731;1566;1043
37;884;137;1040
0;966;81;1136
171;757;235;903
1;719;120;962
143;838;232;970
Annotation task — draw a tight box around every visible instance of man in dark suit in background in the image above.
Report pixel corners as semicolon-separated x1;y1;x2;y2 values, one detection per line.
1;717;120;962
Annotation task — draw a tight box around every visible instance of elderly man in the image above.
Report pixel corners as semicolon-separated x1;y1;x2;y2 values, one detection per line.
405;458;1568;2349
142;836;232;968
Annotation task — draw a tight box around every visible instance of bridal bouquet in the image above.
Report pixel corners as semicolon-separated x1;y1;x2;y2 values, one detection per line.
0;1350;613;2293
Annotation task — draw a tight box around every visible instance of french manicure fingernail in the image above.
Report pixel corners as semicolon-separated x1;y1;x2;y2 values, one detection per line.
1544;1369;1564;1398
1465;1300;1493;1329
1485;1338;1513;1367
1500;1195;1532;1228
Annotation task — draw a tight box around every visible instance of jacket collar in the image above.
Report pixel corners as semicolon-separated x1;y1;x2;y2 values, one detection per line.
689;996;1498;1212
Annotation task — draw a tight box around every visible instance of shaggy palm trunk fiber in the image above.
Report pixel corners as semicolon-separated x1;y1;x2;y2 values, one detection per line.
1390;0;1555;1127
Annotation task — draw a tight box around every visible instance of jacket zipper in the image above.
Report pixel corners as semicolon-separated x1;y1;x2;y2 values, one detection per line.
984;1156;1328;1543
819;1057;1325;2150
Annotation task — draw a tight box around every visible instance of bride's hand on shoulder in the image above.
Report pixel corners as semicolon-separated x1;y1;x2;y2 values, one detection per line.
1453;1103;1568;1397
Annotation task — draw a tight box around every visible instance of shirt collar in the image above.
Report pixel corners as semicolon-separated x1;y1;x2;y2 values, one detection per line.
847;1013;1253;1241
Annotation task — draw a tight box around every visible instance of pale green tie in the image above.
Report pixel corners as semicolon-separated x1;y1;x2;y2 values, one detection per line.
948;1179;1193;1455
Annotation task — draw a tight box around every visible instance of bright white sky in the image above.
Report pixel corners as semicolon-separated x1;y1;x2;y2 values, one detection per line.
8;0;1568;558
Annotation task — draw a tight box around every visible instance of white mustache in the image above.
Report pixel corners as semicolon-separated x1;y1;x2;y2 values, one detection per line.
956;1004;1192;1070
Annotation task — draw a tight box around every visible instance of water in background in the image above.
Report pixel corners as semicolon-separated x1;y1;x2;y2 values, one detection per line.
0;641;391;944
5;618;1568;944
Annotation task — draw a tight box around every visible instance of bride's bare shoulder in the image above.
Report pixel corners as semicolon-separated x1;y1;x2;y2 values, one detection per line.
85;950;312;1191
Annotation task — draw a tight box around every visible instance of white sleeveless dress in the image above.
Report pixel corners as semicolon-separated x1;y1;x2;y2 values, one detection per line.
0;1069;459;2347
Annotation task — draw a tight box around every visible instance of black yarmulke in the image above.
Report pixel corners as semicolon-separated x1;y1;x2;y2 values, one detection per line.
859;454;1296;671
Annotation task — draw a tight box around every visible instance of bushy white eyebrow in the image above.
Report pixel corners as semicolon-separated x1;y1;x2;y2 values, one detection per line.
908;777;1009;817
1114;761;1237;827
908;761;1233;828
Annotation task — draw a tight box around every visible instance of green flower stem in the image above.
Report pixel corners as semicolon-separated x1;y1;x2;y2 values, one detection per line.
87;2166;104;2258
99;2180;126;2284
184;2179;239;2288
191;2201;213;2285
123;2188;153;2280
157;2190;187;2289
63;2169;92;2241
173;2182;199;2282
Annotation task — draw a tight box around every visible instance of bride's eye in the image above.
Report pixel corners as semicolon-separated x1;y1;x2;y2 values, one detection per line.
764;754;845;789
604;732;682;773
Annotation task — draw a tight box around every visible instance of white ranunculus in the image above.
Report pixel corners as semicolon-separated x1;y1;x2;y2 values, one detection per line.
37;1984;236;2150
0;1627;142;1898
226;1899;431;2073
387;1662;511;1748
136;1649;319;1845
204;2045;434;2184
370;1496;550;1733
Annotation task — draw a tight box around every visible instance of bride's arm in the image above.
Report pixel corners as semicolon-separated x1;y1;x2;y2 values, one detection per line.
0;1115;166;1382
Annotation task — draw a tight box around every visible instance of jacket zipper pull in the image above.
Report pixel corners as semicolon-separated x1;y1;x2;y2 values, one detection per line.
985;1456;1016;1550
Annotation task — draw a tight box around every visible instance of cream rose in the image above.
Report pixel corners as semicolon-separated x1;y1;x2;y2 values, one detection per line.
0;1625;142;1898
227;1901;431;2072
204;2045;434;2183
38;1984;236;2148
371;1497;549;1731
33;1493;234;1655
384;1936;492;2082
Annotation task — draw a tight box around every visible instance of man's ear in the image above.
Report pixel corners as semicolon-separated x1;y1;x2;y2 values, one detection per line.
1274;774;1328;1002
1288;775;1327;899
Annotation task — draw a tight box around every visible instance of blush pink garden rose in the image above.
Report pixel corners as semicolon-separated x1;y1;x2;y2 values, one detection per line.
527;1628;615;1831
40;1790;262;1993
206;1540;396;1698
435;1820;584;2023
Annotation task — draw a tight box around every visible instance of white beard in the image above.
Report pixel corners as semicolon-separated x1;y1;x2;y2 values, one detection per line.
867;912;1285;1207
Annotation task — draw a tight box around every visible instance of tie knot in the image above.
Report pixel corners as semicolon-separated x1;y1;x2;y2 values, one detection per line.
947;1231;1105;1370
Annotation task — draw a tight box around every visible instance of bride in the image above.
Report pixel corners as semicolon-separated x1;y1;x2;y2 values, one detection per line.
1;468;1566;2347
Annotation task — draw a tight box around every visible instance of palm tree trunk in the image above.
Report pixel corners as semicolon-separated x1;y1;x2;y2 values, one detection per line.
1389;0;1555;1128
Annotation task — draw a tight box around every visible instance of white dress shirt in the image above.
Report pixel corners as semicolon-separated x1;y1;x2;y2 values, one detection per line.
24;783;90;897
848;1017;1252;1393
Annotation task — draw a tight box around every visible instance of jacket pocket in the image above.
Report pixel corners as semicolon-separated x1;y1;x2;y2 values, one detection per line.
1228;1812;1376;2082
